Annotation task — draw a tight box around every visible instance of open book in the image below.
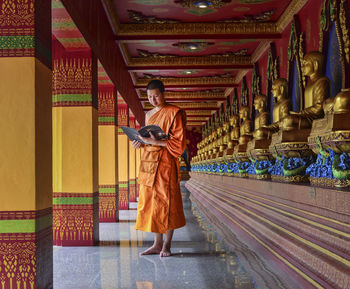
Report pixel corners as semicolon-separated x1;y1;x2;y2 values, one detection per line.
121;125;168;144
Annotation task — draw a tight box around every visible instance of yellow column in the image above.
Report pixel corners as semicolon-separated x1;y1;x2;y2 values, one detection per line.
98;81;118;222
117;93;129;211
135;122;142;200
0;0;53;287
52;44;99;246
129;111;137;206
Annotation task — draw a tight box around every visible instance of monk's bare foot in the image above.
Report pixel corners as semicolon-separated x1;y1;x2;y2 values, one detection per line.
160;244;171;257
140;245;162;256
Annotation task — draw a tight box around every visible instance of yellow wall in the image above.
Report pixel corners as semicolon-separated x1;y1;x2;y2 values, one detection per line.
99;125;117;184
117;134;129;181
0;58;52;211
53;106;98;193
129;143;136;179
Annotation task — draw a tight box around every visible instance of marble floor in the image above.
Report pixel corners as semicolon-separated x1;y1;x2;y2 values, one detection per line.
53;183;294;289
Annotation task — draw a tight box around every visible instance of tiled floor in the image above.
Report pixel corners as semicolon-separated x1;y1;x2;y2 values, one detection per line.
53;183;294;289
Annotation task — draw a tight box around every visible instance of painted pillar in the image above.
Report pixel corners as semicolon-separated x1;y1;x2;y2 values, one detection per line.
135;122;141;200
128;110;137;205
98;85;118;222
0;0;53;288
117;92;129;211
52;41;99;246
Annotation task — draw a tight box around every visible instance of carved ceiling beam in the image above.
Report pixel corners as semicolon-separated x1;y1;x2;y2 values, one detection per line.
276;0;309;32
186;111;215;116
116;22;280;40
61;0;145;125
184;117;209;121
144;102;220;110
134;76;238;88
186;123;204;126
139;90;226;101
126;56;252;68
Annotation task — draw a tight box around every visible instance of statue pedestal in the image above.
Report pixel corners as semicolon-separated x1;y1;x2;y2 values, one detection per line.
223;140;238;158
247;138;272;160
216;144;227;158
308;112;350;154
308;111;350;188
247;138;273;180
233;143;250;162
269;130;313;184
270;130;313;158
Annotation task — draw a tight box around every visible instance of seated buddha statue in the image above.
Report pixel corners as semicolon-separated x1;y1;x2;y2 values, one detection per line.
227;114;240;150
280;51;330;131
211;130;219;158
252;94;270;140
222;121;229;151
263;78;290;133
217;126;223;149
238;106;253;146
206;134;213;160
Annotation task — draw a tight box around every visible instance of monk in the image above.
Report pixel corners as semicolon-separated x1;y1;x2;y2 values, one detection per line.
131;79;186;257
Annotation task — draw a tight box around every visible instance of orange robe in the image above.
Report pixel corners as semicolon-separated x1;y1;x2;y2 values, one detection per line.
136;104;186;233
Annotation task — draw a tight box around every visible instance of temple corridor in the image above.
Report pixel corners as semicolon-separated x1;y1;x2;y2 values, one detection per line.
53;182;299;289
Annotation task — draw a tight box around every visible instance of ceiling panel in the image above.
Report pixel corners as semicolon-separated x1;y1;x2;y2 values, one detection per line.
112;0;292;24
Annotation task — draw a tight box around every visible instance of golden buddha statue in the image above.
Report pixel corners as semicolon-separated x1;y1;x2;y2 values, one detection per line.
263;78;289;133
238;106;253;146
247;94;273;161
216;126;224;158
222;121;230;150
227;115;240;149
211;130;219;158
280;51;330;131
252;94;270;140
233;105;252;163
217;126;223;148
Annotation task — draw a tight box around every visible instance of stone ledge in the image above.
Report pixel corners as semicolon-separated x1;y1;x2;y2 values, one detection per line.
186;176;350;289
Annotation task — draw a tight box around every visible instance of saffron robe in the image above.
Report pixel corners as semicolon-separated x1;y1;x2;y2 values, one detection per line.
136;104;186;233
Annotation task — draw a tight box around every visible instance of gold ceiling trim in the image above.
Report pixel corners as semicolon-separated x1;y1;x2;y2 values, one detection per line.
186;110;216;116
144;102;220;109
139;90;226;99
234;69;250;84
251;40;271;63
135;76;237;87
128;55;252;67
276;0;309;32
118;22;277;36
224;87;234;97
187;122;205;126
185;117;209;121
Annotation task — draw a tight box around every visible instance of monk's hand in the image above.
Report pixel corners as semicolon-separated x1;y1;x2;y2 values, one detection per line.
139;132;157;146
131;140;143;149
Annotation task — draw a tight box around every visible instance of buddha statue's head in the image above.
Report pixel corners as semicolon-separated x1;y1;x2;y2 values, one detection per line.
254;94;268;113
229;114;239;127
239;106;250;121
271;78;288;101
302;51;324;78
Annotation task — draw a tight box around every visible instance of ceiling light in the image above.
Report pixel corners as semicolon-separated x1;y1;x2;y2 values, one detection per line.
187;43;200;50
185;71;192;74
194;1;212;9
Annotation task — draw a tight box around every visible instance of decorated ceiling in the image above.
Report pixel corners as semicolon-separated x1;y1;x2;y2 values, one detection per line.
54;0;302;127
113;0;291;23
